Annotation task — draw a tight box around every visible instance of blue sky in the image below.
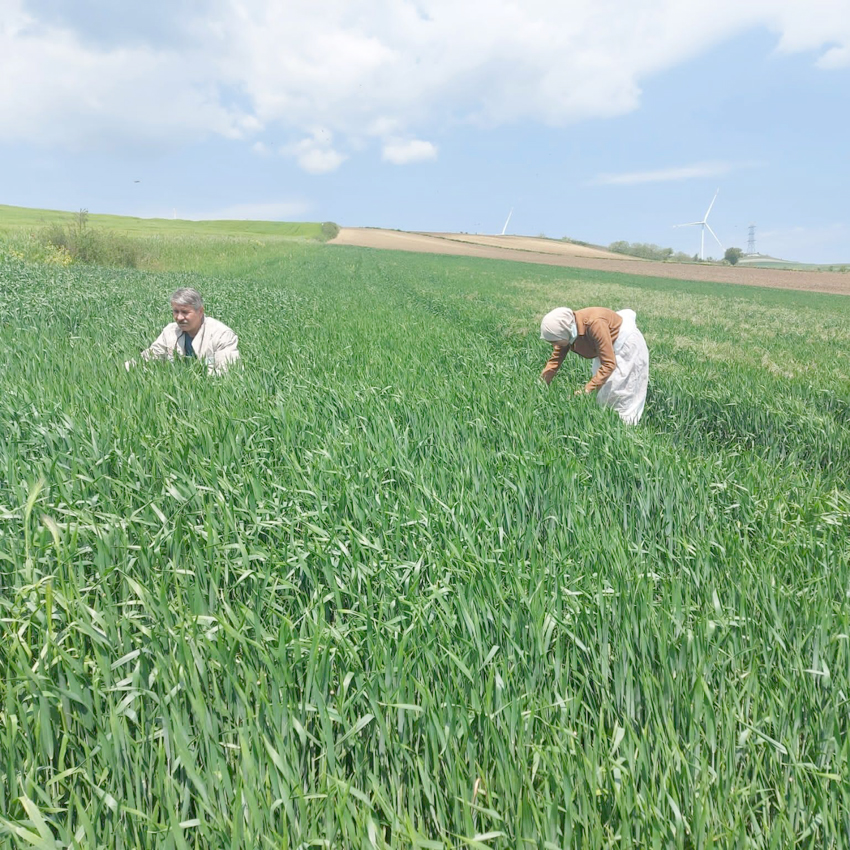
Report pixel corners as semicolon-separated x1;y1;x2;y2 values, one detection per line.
2;0;849;262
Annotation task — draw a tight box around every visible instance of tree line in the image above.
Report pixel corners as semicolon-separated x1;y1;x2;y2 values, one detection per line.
608;241;744;264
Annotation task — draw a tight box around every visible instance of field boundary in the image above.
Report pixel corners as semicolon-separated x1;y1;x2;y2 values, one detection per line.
331;227;850;296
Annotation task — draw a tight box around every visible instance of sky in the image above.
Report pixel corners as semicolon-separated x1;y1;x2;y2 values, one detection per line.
1;0;849;263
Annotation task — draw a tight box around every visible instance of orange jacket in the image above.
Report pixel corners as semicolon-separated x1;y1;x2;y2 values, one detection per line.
541;307;623;391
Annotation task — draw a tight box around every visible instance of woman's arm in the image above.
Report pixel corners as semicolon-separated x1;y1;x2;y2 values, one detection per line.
541;344;568;384
584;319;616;391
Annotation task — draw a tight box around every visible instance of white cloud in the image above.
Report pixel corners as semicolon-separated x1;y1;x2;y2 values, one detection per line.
1;0;849;163
771;2;850;64
180;200;310;220
0;0;251;149
280;129;347;174
382;138;438;164
817;45;850;69
367;117;403;138
295;147;347;174
592;161;741;185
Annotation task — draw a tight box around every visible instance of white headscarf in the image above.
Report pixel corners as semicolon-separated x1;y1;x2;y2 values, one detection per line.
540;308;577;344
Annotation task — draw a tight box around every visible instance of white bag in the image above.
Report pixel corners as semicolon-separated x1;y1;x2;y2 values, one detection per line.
591;309;649;424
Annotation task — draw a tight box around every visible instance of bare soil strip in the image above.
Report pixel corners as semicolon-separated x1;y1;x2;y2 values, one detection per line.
423;232;629;260
331;228;850;296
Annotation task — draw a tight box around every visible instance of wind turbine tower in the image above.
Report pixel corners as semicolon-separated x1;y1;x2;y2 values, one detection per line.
674;189;724;260
500;208;513;236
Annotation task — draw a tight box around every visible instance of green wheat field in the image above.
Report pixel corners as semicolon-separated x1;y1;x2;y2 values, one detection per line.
1;230;848;848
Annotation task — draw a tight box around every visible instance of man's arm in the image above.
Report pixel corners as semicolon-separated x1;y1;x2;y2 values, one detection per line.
140;327;176;362
210;329;241;374
125;326;174;369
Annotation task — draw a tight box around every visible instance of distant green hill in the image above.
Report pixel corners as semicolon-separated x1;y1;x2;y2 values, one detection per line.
0;203;328;239
737;253;849;271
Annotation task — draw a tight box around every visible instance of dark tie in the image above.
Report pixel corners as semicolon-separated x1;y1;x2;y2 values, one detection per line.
184;334;195;358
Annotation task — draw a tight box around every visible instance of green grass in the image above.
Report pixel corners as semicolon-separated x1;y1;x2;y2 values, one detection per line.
0;204;336;272
0;204;328;239
1;242;848;848
737;256;850;272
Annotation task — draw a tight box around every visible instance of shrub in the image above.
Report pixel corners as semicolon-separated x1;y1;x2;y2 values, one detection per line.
608;241;676;261
33;209;142;268
320;221;340;241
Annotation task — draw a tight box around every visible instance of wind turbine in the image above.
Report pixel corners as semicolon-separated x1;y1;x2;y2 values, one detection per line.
500;208;513;236
674;189;723;260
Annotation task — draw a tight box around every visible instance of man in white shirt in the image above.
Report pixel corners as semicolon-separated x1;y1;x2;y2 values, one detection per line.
127;288;240;374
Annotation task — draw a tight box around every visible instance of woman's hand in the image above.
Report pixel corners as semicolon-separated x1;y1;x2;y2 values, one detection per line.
574;387;592;396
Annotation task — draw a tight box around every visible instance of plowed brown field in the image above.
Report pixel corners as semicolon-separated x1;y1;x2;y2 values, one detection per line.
331;228;850;296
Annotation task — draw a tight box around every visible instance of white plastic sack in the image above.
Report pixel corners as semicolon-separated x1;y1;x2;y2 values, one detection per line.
591;309;649;424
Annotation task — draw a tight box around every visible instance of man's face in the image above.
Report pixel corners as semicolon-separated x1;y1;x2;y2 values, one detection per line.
172;302;204;337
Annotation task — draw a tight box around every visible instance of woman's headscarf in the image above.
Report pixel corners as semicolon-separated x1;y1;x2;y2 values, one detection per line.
540;308;577;344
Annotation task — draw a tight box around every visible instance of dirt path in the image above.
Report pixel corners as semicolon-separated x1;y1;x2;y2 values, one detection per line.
330;228;850;296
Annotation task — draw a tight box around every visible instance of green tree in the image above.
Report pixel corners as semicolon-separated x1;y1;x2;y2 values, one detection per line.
725;247;743;265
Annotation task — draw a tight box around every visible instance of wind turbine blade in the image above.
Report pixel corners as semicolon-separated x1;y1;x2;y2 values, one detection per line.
706;223;724;250
673;222;702;228
703;188;720;221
